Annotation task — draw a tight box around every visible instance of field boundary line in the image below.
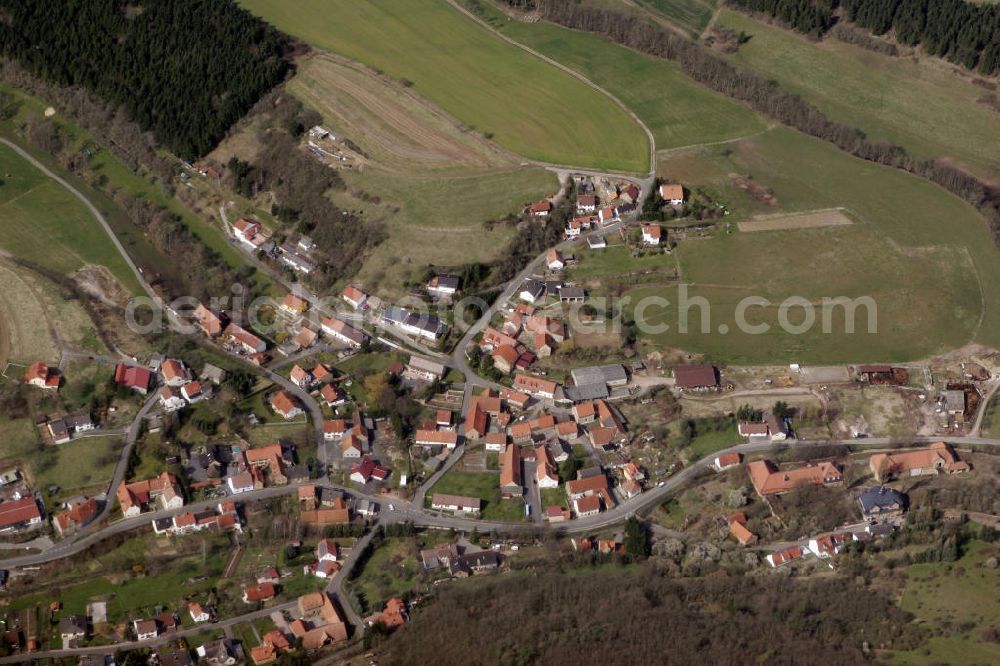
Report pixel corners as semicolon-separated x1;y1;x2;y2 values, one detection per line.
0;182;45;209
656;125;776;156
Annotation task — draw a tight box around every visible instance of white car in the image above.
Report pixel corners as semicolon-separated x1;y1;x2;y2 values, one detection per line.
388;503;395;511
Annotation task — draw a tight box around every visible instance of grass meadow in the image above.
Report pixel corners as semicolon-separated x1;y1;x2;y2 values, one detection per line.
334;166;557;297
889;540;1000;665
0;142;142;294
475;0;767;151
717;10;1000;181
632;127;994;364
634;0;720;37
240;0;649;172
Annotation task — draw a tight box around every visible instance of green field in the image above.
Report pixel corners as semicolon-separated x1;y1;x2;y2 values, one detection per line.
0;142;142;294
635;0;720;37
0;83;274;297
427;469;525;522
335;166;557;296
475;0;766;151
889;540;1000;664
240;0;649;172
629;127;995;364
717;10;1000;181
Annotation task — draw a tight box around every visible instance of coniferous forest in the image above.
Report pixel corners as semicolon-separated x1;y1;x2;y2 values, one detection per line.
0;0;292;159
727;0;1000;74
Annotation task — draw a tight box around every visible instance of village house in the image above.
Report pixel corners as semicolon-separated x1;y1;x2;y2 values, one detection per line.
858;486;907;523
293;327;318;350
500;443;522;497
546;248;564;271
269;391;303;420
189;603;212;623
60;615;87;644
620;183;640;204
598;206;618;225
492;345;519;374
349;455;390;484
728;513;756;546
289;364;312;389
233;218;262;247
341;434;363;458
160;359;189;387
281;294;309;316
321;317;365;348
181;381;205;404
421;543;459;570
200;363;227;385
114;363;152;394
713;452;742;472
158;387;186;412
766;546;803;567
577;194;598;213
245;442;289;485
194;304;224;337
381;307;446;341
134;619;159;641
0;496;43;533
868;442;969;483
747;460;843;497
808;532;856;559
116;472;183;517
341;285;368;310
293;592;349;650
279;247;315;275
431;493;481;515
243;583;277;604
53;496;98;537
196;638;242;666
566;473;614;516
24;361;60;390
513;373;559;400
641;223;662;246
320;383;347;408
427;274;461;297
536;446;560;488
223;323;266;354
449;551;500;577
484;432;508;452
519;278;546;304
530;200;552;217
402;356;446;383
659;183;684;205
414;429;459;449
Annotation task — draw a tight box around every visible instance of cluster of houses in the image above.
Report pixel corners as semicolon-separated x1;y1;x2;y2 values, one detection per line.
249;592;348;663
155;358;210;412
713;443;970;564
419;541;501;577
152;501;241;536
421;382;636;520
480;304;567;374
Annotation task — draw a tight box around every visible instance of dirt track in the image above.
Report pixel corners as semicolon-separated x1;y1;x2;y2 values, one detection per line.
738;208;853;232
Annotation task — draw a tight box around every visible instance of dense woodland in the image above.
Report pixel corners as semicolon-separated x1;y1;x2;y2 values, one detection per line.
726;0;1000;74
727;0;835;36
378;568;923;664
0;0;292;159
501;0;1000;248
